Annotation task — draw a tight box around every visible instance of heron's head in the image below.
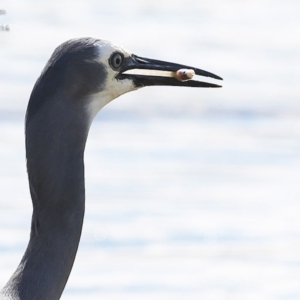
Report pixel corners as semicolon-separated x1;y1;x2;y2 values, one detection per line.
28;38;222;124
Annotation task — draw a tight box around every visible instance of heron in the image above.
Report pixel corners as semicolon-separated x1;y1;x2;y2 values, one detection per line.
0;37;222;300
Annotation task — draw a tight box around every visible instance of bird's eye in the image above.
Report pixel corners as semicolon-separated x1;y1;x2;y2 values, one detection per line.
109;52;124;70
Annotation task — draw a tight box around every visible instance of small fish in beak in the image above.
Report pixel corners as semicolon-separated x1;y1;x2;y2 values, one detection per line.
174;69;196;81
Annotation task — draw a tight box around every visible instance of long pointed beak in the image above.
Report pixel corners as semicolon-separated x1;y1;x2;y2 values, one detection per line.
117;54;223;88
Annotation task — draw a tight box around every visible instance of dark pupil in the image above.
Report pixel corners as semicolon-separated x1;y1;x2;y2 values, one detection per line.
115;54;122;67
115;56;121;65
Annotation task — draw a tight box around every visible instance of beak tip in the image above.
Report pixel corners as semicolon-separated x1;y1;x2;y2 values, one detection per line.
211;74;223;81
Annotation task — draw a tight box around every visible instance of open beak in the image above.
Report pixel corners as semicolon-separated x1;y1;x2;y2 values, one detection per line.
117;54;223;88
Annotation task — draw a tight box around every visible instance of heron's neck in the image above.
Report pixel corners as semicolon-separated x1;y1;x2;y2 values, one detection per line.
1;101;90;300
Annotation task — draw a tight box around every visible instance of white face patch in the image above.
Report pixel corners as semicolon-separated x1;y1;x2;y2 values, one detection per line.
86;41;139;124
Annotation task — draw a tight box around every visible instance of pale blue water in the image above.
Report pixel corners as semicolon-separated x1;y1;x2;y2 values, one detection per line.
1;1;300;299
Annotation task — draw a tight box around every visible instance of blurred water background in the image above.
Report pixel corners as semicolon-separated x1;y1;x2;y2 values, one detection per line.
0;1;300;299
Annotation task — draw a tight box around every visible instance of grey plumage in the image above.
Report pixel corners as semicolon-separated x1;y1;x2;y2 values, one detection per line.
0;38;222;300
